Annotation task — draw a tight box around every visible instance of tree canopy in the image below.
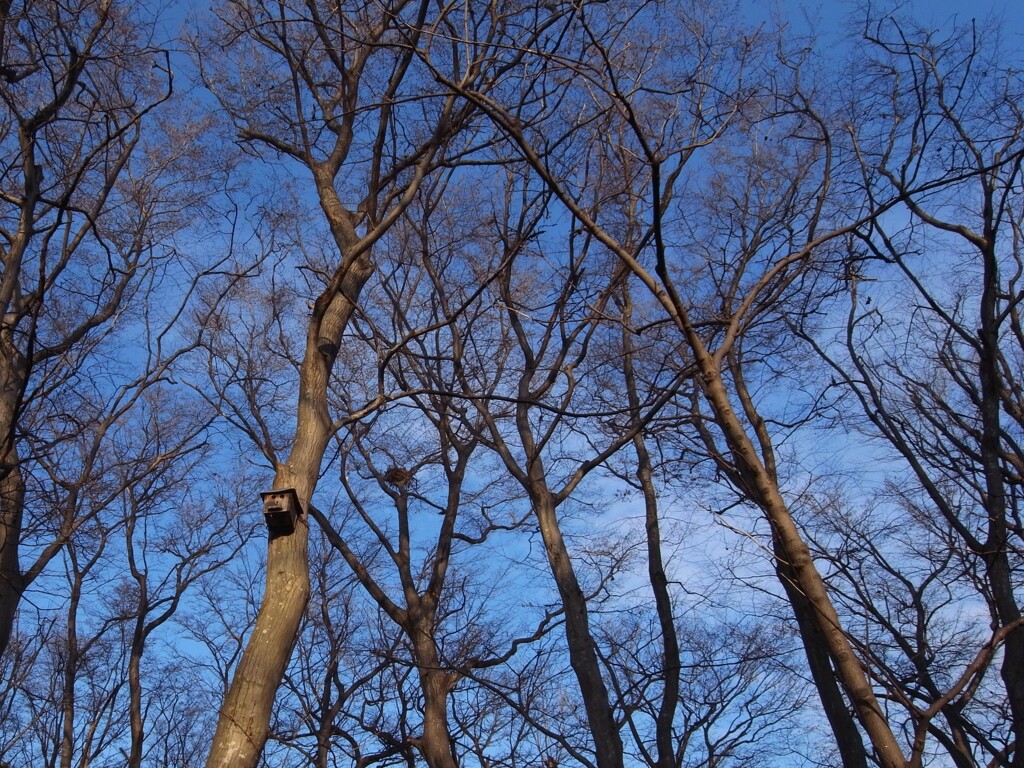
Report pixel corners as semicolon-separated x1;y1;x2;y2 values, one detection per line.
1;2;1022;768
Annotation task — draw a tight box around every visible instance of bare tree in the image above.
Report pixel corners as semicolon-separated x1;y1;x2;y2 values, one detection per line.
797;13;1024;765
193;1;580;763
314;230;514;767
0;6;243;768
195;2;468;761
9;3;1023;767
427;2;918;764
0;0;184;660
0;411;253;768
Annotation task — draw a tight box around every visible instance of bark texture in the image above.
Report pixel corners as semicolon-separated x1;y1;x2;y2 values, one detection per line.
205;255;372;768
0;438;24;658
775;552;869;768
531;487;625;768
696;361;905;768
410;617;459;768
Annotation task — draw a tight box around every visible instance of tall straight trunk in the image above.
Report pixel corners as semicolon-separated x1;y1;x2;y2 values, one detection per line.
695;359;907;768
0;118;35;662
501;290;624;767
634;436;681;768
0;337;27;659
620;298;680;768
976;235;1024;768
775;552;869;768
60;555;84;768
728;352;871;767
127;587;148;767
205;254;373;768
530;485;624;768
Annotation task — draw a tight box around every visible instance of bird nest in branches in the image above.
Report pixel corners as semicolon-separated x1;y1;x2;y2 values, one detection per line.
383;466;413;486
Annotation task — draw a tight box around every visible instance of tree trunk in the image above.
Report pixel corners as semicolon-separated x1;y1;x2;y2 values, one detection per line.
531;487;624;768
205;255;373;768
775;552;869;768
635;438;681;768
0;442;23;659
410;613;459;768
695;358;907;768
977;237;1024;768
0;331;26;659
127;586;148;767
60;559;83;768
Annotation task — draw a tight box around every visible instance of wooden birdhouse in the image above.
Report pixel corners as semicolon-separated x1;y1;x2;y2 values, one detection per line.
260;488;302;536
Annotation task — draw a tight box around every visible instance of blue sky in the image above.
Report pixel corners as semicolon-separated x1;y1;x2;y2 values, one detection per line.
749;0;1024;49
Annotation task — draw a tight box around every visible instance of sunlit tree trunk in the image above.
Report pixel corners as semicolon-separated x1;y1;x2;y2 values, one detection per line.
409;609;459;768
205;250;371;768
527;483;624;768
696;359;905;768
